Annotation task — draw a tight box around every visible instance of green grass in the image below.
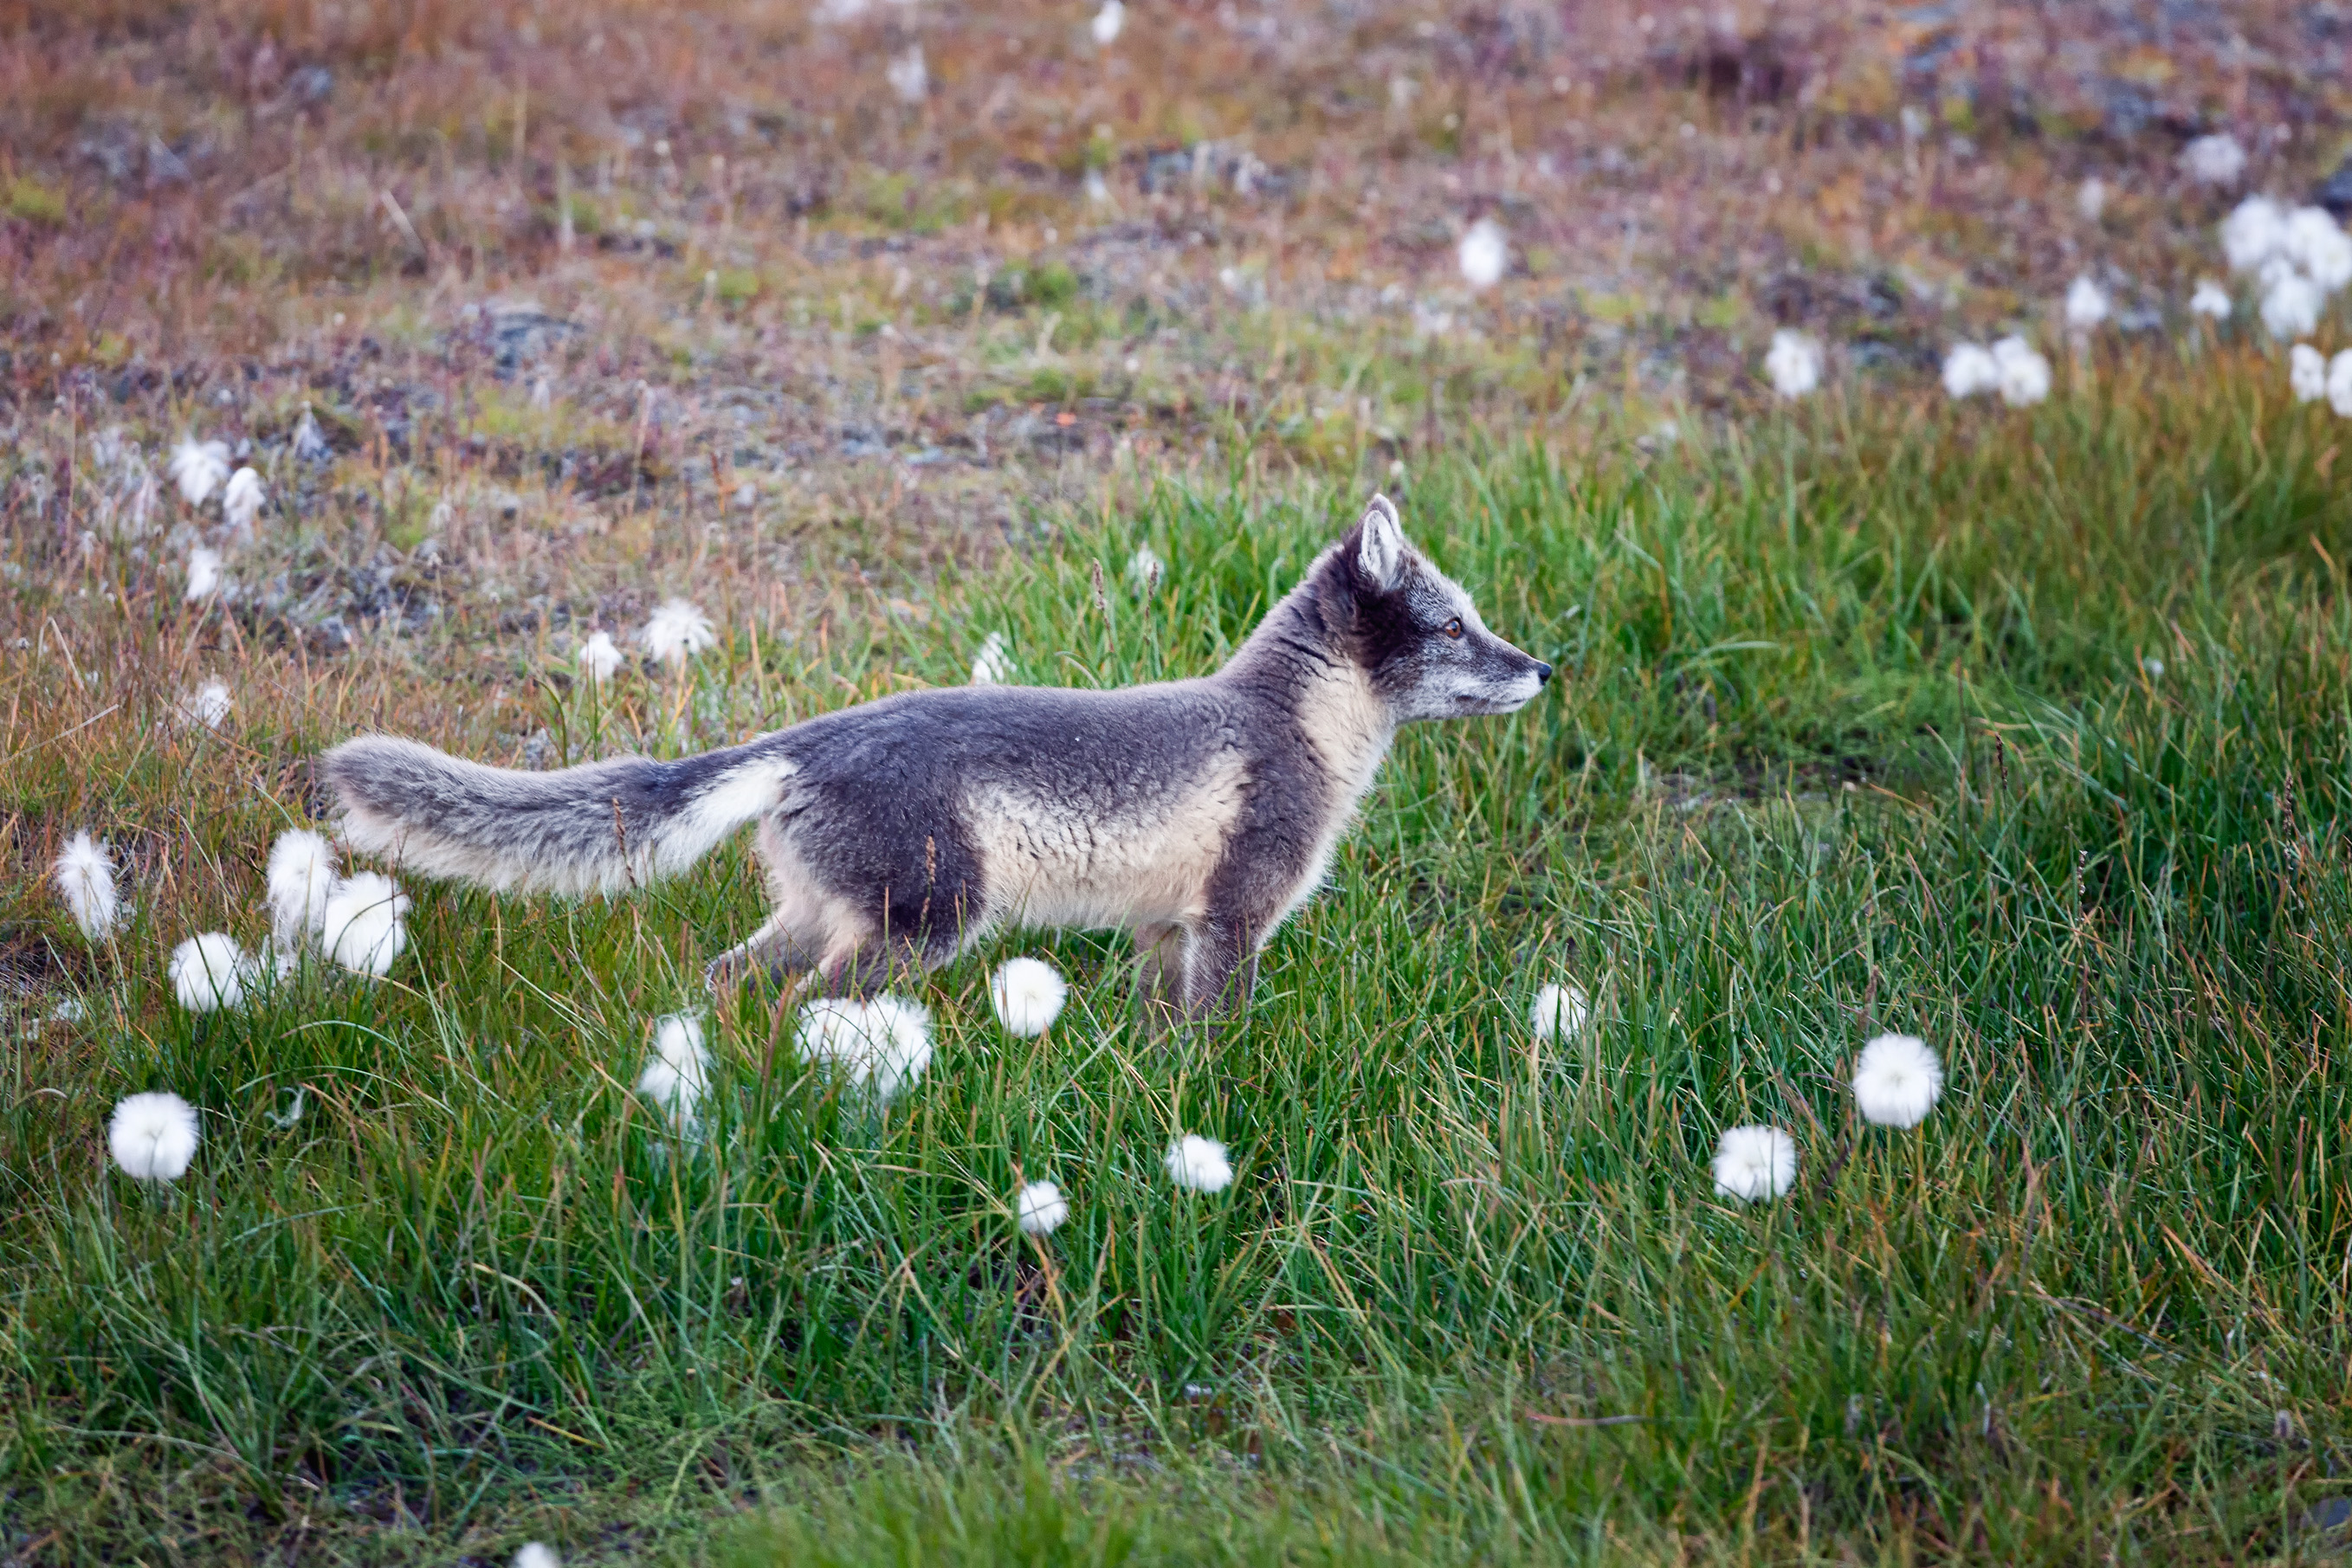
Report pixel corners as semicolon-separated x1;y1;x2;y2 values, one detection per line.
6;357;2352;1562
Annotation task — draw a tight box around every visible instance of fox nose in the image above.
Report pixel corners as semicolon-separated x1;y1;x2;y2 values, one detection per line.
1535;661;1554;684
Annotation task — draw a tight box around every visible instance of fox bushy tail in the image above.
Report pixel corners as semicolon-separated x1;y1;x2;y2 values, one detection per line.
322;733;796;896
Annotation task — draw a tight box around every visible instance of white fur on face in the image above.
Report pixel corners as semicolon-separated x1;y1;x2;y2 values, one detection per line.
1383;566;1546;722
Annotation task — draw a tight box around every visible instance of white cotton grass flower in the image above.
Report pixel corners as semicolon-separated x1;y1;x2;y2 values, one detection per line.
265;829;339;951
2075;177;2108;223
1710;1124;1797;1203
1941;341;2000;399
255;937;300;981
167;437;229;507
2189;279;2232;319
107;1091;201;1183
990;957;1069;1037
1851;1033;1944;1128
1090;0;1124;47
1528;981;1588;1043
221;467;265;534
512;1545;562;1568
2180;132;2246;188
169;932;254;1012
177;678;232;729
1762;329;1823;399
320;871;410;978
1165;1133;1233;1194
578;630;624;683
1457;218;1508;291
2223;197;2290;273
1990;336;2052;406
886;44;927;104
2328;352;2352;418
2284;206;2352;294
640;599;715;668
53;830;120;941
2260;270;2323;339
1127;545;1164;591
184;546;223;602
970;630;1013;685
1016;1178;1070;1236
636;1012;710;1133
795;994;934;1101
2063;275;2110;332
292;405;331;463
2290;344;2329;403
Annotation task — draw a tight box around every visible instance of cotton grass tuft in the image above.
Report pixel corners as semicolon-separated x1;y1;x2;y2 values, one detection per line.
970;630;1014;685
177;678;232;729
1990;336;2052;406
320;872;409;978
2222;197;2289;272
222;467;265;534
2284;206;2352;293
640;600;715;668
2261;270;2323;339
184;547;223;602
1528;982;1588;1042
796;995;934;1101
2328;352;2352;418
1016;1179;1070;1236
1127;545;1164;591
886;44;927;103
1762;329;1823;399
1457;219;1507;291
168;437;229;507
1165;1133;1233;1194
512;1545;562;1568
2189;280;2232;319
1090;0;1123;46
2063;276;2110;332
636;1013;711;1134
1851;1033;1944;1128
53;831;120;941
107;1092;201;1183
169;932;253;1012
990;957;1069;1037
2291;344;2329;403
266;829;339;951
578;630;623;683
2180;132;2246;187
1710;1125;1796;1203
1941;342;2000;399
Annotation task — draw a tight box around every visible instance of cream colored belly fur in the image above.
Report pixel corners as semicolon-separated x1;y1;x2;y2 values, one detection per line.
969;750;1251;931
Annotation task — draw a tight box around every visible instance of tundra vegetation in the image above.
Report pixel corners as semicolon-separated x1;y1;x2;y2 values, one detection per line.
3;0;2351;1561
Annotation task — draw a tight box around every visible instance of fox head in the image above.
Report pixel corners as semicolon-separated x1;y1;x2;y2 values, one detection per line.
1328;494;1552;721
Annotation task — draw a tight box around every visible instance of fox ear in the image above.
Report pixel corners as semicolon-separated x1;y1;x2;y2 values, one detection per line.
1355;493;1405;592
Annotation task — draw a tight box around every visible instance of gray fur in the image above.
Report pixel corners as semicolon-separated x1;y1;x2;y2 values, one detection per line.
322;494;1550;1015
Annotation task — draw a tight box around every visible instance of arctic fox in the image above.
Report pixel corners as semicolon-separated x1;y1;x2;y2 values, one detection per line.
323;494;1551;1016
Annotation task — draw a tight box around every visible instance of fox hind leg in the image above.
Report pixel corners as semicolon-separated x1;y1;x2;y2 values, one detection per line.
703;912;828;990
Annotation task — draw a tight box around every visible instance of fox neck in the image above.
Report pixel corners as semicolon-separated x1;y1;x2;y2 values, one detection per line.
1222;559;1398;803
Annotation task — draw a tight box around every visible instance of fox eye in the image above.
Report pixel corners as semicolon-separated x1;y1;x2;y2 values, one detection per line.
1443;617;1464;639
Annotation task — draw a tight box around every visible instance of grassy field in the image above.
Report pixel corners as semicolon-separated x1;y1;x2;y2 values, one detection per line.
8;1;2352;1562
9;358;2352;1563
